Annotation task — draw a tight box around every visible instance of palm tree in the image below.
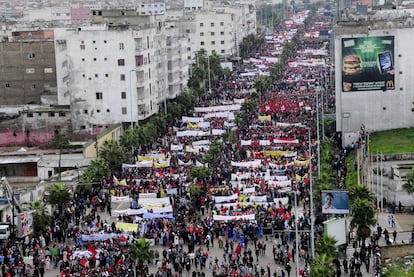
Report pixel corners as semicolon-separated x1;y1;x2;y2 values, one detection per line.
349;184;375;202
310;253;335;277
128;238;154;277
24;200;51;233
47;183;71;215
254;76;270;102
99;140;129;174
315;235;339;259
403;169;414;194
81;158;110;190
350;198;376;243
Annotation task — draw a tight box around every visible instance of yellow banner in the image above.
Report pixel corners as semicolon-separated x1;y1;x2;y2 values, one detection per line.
116;222;138;232
138;156;154;161
258;115;271;121
265;150;294;158
154;161;170;168
294;159;310;167
188;122;199;129
295;173;309;181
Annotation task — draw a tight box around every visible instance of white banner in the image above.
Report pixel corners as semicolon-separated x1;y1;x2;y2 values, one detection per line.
176;130;209;137
139;193;157;199
212;194;238;203
249;195;267;202
213;214;256;222
259;140;271;146
151;206;173;214
170;144;183;151
231;160;262;168
242;187;255;194
241;140;252;146
139;197;170;207
194;104;241;113
111;196;131;203
268;180;291;188
192;140;210;146
212;129;225;136
274;197;289;205
182;116;204;123
273;138;299;144
112;207;147;215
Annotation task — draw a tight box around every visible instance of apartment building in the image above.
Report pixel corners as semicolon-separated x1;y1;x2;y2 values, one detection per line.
54;9;170;133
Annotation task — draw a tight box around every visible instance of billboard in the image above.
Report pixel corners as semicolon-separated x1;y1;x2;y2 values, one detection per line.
321;191;350;214
342;36;395;92
17;211;34;238
324;218;347;245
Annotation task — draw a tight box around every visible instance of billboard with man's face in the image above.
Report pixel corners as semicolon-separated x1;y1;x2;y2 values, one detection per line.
321;190;350;214
342;36;395;92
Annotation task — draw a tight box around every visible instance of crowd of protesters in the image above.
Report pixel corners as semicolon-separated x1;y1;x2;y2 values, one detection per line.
0;7;341;277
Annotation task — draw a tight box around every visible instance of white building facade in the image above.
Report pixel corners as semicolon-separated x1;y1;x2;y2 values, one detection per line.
335;12;414;146
54;12;169;132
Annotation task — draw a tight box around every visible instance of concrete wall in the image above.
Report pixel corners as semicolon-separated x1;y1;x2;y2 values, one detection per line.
381;243;414;260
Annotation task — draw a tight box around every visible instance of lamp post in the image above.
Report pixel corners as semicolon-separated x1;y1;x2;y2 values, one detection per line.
129;69;136;129
308;127;315;259
316;92;321;178
291;190;300;277
207;55;211;93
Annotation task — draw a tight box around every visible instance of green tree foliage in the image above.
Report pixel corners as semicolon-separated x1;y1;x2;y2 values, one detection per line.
315;236;339;259
24;200;51;232
128;238;154;276
190;167;209;181
310;253;335;277
349;184;375;203
239;34;264;58
80;158;110;188
350;198;376;240
99;140;129;174
255;76;270;102
403;169;414;194
48;183;71;213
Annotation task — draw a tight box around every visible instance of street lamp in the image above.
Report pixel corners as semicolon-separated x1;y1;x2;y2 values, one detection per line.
290;190;300;277
207;55;212;94
308;127;315;259
129;69;136;129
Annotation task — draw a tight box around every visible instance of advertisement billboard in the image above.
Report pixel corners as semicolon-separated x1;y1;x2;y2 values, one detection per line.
17;211;34;238
324;218;347;245
321;190;350;214
342;36;395;92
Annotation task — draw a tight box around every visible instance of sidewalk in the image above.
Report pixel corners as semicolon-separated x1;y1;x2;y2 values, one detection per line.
376;212;414;233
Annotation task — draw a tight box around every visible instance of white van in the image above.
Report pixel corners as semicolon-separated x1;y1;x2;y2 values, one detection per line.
0;225;10;240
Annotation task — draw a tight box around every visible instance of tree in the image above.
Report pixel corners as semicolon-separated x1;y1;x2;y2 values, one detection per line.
51;134;71;182
254;76;270;102
81;158;110;190
47;183;71;214
99;140;129;174
403;169;414;194
128;238;154;276
349;184;375;203
24;200;51;233
350;198;376;242
315;235;339;259
310;253;335;277
190;167;209;181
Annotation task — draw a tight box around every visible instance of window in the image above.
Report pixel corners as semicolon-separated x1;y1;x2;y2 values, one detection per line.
220;31;224;35
95;74;98;78
186;29;190;33
82;74;86;78
26;68;35;74
82;58;85;61
104;40;107;43
96;109;100;113
105;73;109;77
59;112;65;117
211;32;215;36
80;45;85;50
28;53;35;59
220;22;224;26
187;47;191;51
48;112;55;117
106;109;110;112
200;32;204;36
221;40;225;45
200;22;204;27
32;84;36;89
122;107;127;114
211;41;215;45
93;40;96;43
93;58;97;61
119;43;124;50
121;92;127;99
44;68;53;73
27;113;34;118
200;41;204;46
221;49;225;54
83;110;88;114
120;74;126;81
96;92;103;100
210;22;214;27
118;59;125;66
5;83;10;88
